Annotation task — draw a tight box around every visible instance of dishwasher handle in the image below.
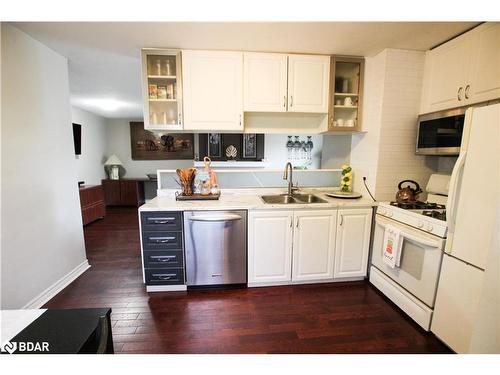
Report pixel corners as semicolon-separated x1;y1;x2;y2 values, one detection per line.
189;214;242;222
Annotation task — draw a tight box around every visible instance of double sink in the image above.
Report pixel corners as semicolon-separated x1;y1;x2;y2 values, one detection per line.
260;193;327;205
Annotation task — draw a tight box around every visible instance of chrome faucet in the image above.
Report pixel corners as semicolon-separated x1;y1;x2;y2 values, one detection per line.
283;162;294;196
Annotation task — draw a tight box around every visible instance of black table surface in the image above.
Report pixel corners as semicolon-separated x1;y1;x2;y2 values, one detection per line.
8;308;111;354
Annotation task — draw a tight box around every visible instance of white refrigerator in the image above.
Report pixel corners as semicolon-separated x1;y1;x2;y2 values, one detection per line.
431;103;500;353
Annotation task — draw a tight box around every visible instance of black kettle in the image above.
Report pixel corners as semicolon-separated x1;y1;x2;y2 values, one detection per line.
395;180;422;203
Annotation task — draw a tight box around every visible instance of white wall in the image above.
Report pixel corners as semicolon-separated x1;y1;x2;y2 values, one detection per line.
351;49;439;201
1;24;88;309
71;106;108;185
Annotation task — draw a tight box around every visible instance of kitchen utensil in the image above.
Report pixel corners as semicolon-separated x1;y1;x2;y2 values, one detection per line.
395;180;422;203
176;167;197;196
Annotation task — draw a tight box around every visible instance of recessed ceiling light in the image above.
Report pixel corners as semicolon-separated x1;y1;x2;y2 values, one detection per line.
72;98;128;112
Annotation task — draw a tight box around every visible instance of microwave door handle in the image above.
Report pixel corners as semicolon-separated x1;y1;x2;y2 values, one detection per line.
375;217;441;249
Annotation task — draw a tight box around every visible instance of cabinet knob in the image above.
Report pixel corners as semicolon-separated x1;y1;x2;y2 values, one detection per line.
465;84;470;99
457;86;463;101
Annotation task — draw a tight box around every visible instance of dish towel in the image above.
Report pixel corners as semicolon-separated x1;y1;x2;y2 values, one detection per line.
382;224;403;268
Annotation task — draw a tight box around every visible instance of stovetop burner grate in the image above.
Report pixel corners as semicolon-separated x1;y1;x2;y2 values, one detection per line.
390;201;445;210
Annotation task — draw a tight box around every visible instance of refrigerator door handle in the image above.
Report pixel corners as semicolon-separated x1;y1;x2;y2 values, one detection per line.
445;151;467;252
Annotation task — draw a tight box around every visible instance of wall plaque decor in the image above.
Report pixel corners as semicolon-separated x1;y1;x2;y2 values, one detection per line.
130;122;194;160
198;133;265;161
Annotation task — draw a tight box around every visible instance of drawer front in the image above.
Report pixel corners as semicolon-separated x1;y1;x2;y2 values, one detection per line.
143;250;184;268
141;212;182;231
145;268;184;285
142;231;182;250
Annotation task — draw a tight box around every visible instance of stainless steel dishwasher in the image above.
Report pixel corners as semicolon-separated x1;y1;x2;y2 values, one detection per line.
184;210;247;286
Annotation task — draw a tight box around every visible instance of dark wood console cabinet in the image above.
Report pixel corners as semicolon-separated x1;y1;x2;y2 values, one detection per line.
102;179;145;207
79;185;106;225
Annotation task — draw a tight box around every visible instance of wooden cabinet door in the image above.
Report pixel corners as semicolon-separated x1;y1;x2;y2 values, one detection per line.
182;50;243;131
292;210;336;283
467;23;500;104
243;52;288;112
120;181;139;206
334;208;372;278
102;179;121;206
287;54;330;113
248;210;293;286
421;34;472;113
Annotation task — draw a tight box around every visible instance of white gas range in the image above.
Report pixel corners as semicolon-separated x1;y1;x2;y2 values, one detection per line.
369;174;450;331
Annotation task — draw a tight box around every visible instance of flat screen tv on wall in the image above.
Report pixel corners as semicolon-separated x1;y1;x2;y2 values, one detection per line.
72;123;81;155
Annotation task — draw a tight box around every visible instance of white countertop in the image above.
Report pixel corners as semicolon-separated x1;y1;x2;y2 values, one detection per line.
139;188;377;212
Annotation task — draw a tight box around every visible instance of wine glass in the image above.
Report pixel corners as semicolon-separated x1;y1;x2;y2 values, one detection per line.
286;136;293;160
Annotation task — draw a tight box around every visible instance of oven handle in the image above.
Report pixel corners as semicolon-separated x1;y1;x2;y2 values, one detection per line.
375;217;442;249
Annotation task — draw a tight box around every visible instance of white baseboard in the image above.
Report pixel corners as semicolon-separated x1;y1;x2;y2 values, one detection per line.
22;260;91;309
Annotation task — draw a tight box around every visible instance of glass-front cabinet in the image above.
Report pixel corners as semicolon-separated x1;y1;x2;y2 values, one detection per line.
328;57;364;132
141;49;183;130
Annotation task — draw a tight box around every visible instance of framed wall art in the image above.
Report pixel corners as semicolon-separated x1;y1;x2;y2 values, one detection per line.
130;122;194;160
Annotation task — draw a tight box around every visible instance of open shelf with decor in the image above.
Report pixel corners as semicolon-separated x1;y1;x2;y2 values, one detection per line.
141;49;183;131
327;56;364;132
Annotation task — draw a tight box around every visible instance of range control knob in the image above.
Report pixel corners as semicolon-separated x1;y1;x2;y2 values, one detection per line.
417;221;424;229
387;211;393;218
427;224;434;232
379;208;386;215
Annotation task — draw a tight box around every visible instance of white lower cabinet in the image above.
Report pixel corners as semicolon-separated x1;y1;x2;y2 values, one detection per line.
292;210;336;283
334;208;373;278
248;210;293;285
249;208;372;287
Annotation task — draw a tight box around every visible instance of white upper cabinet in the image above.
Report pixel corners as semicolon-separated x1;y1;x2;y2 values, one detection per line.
244;53;288;112
467;23;500;104
288;54;330;113
334;208;372;278
421;34;471;113
182;50;243;131
248;210;293;286
421;23;500;114
292;210;336;283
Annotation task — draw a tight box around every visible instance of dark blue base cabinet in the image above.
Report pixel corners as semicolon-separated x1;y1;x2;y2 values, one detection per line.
140;211;187;292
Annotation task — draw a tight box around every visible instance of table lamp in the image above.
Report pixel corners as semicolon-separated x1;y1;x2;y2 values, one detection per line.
104;154;122;180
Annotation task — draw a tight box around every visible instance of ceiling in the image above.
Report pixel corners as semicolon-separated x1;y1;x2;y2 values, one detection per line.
13;22;479;119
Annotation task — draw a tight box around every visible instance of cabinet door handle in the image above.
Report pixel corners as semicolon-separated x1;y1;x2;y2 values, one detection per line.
465;84;470;99
178;112;182;124
290;96;293;107
283;95;286;108
239;114;242;127
339;215;343;226
296;217;299;228
289;217;293;228
457;87;463;101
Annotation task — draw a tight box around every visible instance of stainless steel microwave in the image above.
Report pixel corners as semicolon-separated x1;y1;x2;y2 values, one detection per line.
416;107;466;156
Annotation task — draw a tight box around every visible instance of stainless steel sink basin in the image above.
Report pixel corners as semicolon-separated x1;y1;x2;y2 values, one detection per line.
292;194;328;204
260;193;327;204
260;194;299;204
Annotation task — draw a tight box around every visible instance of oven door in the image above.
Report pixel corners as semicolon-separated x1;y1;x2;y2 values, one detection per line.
371;215;445;307
416;108;465;155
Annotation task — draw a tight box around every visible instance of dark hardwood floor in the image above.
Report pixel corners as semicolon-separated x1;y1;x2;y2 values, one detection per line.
44;207;451;354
